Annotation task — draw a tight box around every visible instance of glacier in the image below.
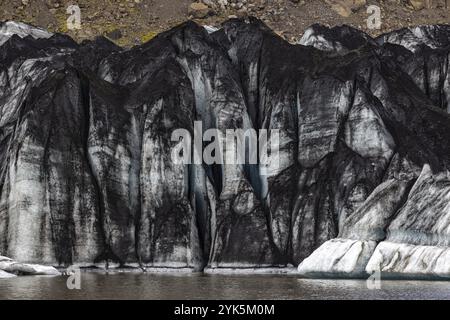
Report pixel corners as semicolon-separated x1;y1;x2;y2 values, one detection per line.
0;18;449;279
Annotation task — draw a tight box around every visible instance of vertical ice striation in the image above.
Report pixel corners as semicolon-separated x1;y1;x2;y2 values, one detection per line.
0;19;449;278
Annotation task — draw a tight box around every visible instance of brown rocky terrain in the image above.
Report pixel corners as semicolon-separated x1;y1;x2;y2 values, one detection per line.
0;1;449;47
0;0;450;46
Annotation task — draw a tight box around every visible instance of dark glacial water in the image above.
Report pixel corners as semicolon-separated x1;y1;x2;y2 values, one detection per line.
0;273;449;300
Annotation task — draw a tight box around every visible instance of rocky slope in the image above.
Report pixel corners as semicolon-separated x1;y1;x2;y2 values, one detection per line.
2;0;450;47
0;19;449;279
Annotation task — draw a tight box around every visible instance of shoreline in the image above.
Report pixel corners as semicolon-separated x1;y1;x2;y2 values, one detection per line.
56;266;299;275
3;263;450;281
49;267;450;281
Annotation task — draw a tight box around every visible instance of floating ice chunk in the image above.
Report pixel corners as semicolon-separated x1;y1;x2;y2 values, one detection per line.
297;239;377;278
0;260;60;276
0;270;17;279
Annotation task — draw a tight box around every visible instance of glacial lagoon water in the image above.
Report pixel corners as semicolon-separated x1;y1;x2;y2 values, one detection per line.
1;273;450;300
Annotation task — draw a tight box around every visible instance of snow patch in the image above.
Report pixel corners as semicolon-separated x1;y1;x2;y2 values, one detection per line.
0;21;53;46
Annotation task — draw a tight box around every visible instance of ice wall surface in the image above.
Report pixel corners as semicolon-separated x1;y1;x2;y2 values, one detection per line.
0;20;449;278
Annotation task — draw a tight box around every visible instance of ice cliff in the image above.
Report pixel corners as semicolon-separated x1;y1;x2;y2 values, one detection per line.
0;19;449;279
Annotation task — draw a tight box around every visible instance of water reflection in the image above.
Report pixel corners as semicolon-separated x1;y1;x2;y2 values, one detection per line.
0;273;449;300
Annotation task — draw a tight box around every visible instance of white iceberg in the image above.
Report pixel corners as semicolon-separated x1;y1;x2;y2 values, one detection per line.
0;269;17;279
0;260;60;276
297;239;377;278
366;242;450;280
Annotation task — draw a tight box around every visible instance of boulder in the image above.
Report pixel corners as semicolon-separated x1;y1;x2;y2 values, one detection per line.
325;0;367;17
189;2;211;19
408;0;426;10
